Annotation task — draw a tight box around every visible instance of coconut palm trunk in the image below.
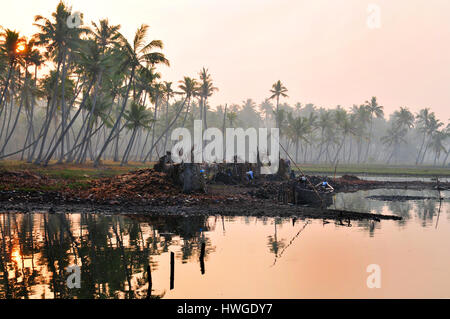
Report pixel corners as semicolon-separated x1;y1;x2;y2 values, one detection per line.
143;96;188;162
94;66;136;167
148;97;159;161
34;56;64;164
43;78;95;165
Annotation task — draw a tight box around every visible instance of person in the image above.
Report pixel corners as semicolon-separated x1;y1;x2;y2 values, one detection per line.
246;170;254;181
315;180;334;192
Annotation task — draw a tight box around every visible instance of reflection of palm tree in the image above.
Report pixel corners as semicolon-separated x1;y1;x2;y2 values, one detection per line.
0;212;219;299
272;221;309;266
267;218;285;257
416;200;437;226
387;200;411;227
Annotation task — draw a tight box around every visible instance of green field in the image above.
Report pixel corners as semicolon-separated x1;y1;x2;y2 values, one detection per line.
1;161;449;183
0;160;152;181
294;164;450;177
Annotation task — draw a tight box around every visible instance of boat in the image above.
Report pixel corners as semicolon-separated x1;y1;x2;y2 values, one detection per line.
293;186;334;206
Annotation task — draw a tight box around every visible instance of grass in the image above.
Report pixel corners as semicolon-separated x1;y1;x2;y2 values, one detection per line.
0;161;448;191
295;163;450;177
0;160;154;192
0;160;153;180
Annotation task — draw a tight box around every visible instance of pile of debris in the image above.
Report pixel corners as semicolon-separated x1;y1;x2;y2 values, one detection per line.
332;175;383;191
74;168;249;206
0;170;63;190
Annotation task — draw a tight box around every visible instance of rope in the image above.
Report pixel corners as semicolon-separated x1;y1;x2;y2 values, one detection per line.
277;141;324;205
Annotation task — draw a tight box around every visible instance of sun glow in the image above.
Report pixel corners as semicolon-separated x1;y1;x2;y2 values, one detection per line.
16;43;26;53
11;245;22;265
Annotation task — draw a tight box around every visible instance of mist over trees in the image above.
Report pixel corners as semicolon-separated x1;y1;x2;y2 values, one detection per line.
0;2;449;167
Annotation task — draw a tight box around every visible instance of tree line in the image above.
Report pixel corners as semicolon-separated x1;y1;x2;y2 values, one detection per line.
0;2;448;167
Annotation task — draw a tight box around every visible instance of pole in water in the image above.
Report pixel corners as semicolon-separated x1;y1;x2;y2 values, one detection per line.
170;252;175;290
146;264;152;299
199;242;206;275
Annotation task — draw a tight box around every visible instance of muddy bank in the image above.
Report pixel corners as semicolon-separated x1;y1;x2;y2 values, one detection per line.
250;174;449;201
6;168;448;221
366;195;446;202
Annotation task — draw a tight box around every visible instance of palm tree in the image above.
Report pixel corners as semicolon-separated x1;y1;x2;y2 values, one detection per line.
315;109;339;162
0;31;30;155
0;29;24;108
303;112;318;162
428;130;447;166
122;101;153;164
238;98;260;128
287;116;311;162
418;114;443;164
94;24;169;167
259;99;274;126
91;19;121;51
226;111;237;127
142;76;195;163
294;102;302;115
162;81;175;153
272;108;288;142
381;124;408;164
269;80;288;128
332;108;355;165
41;38;110;165
351;104;371;163
198;67;218;130
20;39;43;160
441;123;450;167
146;81;164;161
363;96;384;162
416;108;431;165
393;107;414;129
179;76;198;128
33;2;90;164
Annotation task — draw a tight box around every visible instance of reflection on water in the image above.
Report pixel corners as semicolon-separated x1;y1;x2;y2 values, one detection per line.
314;174;450;183
0;189;449;299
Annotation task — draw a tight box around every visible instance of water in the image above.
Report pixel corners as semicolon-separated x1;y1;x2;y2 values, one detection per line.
355;175;450;183
0;188;449;299
313;173;450;183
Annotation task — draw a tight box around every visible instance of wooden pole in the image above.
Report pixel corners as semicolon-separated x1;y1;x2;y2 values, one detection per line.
146;264;152;299
170;252;174;290
199;242;206;275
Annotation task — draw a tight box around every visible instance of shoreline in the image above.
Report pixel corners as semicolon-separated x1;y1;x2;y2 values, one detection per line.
0;201;402;221
1;165;447;222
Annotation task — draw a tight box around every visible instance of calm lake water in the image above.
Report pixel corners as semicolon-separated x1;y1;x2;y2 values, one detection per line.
0;188;449;299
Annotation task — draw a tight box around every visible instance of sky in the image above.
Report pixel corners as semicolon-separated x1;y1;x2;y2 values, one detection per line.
1;0;450;121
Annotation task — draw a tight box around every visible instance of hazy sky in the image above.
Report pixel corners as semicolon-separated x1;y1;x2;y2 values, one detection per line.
2;0;450;121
